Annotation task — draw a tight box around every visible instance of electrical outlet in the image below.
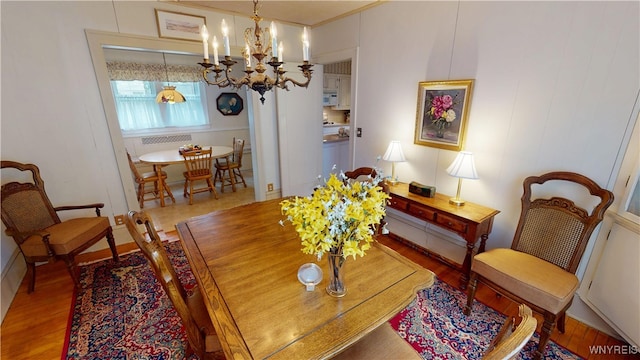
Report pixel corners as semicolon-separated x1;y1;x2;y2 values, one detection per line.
114;215;125;226
267;183;274;192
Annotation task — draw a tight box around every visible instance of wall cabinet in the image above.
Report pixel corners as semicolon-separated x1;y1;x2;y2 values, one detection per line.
323;74;340;91
323;74;350;110
322;140;349;178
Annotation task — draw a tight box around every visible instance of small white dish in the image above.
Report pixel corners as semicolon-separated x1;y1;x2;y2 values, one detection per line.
297;263;323;291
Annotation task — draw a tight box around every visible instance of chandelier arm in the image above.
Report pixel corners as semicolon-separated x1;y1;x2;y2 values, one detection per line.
276;64;313;89
201;66;230;87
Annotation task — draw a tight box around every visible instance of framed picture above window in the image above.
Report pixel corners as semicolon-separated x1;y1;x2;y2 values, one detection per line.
216;93;244;116
414;79;474;151
155;9;206;42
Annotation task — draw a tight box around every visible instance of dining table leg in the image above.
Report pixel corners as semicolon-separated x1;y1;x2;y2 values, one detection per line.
155;164;167;207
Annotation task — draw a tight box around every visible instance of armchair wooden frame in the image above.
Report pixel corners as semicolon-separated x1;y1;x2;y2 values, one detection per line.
465;171;613;359
484;304;537;360
1;161;119;293
126;210;221;359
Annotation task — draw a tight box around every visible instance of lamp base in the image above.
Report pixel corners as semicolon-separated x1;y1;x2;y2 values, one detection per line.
449;198;466;206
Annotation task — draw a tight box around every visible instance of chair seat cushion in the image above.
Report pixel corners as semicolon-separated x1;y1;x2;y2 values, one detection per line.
22;217;110;257
186;286;222;352
472;248;579;313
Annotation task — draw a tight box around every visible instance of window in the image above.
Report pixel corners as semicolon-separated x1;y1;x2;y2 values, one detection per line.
111;80;209;133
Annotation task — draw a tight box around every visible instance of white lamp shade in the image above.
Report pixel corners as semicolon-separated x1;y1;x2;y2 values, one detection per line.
383;141;406;162
446;151;478;179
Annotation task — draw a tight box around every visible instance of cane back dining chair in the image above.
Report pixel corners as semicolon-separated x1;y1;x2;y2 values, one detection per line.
343;166;378;183
464;172;613;359
0;161;119;292
343;166;391;192
214;138;246;193
343;167;390;234
483;304;537;360
127;151;174;208
182;147;218;205
125;210;222;359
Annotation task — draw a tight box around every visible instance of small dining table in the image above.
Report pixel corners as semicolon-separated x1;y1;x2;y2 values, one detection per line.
176;198;435;359
138;146;233;207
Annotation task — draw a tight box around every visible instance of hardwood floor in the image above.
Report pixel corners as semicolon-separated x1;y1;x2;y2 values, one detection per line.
1;177;636;359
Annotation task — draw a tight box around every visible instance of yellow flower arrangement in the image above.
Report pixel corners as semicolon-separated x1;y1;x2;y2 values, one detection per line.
280;170;390;260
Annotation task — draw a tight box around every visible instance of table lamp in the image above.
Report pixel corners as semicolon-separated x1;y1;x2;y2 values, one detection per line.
383;141;406;185
446;151;478;206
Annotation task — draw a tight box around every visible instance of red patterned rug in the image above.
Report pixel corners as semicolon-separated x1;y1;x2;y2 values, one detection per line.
63;241;580;359
390;278;582;359
62;241;213;360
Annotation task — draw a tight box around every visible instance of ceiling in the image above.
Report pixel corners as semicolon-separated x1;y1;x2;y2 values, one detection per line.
170;1;383;27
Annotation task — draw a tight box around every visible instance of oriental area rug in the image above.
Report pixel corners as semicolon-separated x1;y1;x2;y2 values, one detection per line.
63;241;580;360
390;278;581;359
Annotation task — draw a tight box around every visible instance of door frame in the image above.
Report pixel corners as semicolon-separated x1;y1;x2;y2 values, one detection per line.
86;29;258;210
315;47;359;171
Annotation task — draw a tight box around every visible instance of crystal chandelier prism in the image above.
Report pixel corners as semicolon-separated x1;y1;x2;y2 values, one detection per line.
198;0;313;104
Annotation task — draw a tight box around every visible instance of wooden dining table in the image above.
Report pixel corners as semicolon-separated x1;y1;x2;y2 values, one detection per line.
138;146;233;207
176;198;435;360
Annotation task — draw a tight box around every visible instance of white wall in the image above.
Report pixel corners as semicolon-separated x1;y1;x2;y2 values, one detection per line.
313;1;639;335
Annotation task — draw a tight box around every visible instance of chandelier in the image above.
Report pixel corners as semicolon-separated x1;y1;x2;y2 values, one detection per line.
198;0;313;104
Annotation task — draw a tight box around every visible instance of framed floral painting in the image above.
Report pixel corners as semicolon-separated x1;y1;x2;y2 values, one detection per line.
414;79;474;151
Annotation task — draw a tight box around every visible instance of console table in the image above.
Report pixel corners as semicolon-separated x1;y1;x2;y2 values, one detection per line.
386;182;500;289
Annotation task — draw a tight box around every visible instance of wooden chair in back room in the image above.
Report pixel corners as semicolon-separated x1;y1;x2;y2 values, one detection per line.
182;147;218;205
125;210;222;359
464;171;613;359
214;138;247;193
127;151;174;208
0;160;119;292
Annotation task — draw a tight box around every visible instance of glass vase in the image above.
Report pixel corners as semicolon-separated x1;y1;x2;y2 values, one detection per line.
326;252;347;297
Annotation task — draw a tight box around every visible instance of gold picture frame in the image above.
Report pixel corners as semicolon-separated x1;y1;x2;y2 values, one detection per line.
155;9;206;42
414;79;474;151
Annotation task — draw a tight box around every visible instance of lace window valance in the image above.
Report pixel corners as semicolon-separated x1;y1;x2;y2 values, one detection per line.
106;61;201;82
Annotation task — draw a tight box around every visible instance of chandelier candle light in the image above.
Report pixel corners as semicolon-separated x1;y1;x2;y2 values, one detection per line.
198;0;313;104
446;151;478;206
383;141;406;185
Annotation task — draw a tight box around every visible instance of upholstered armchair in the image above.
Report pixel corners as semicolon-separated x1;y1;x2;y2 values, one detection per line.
1;161;119;292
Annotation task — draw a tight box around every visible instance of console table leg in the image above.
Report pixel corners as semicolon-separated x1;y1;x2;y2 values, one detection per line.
460;242;474;289
479;234;489;254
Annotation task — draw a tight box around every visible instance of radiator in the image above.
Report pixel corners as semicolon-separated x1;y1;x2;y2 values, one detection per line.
141;134;192;145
